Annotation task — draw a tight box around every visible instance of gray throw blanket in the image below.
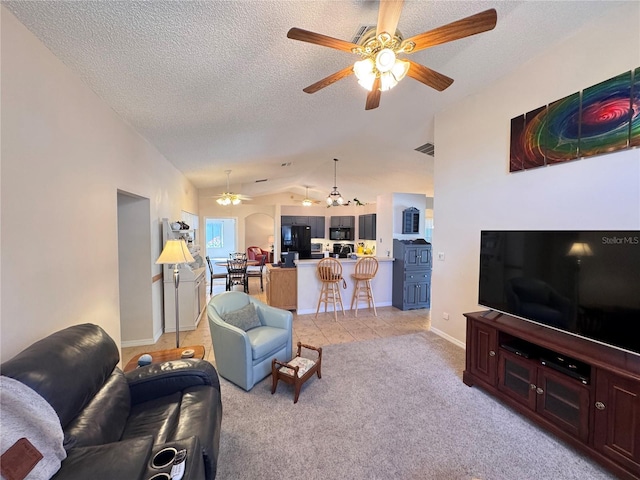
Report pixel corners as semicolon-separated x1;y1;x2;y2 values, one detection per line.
1;376;66;480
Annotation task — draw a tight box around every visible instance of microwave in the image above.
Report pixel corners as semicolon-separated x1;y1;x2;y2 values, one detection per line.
329;227;352;241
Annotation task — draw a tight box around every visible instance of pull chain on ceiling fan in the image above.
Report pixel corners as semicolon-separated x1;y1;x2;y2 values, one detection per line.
287;1;497;110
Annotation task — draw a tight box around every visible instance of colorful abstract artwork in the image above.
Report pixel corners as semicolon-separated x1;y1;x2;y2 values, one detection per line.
509;115;525;172
631;67;640;148
509;106;547;172
509;67;638;173
580;71;631;157
544;92;581;165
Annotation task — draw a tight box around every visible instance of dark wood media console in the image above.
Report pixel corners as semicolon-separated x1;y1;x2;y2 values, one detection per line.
463;311;640;480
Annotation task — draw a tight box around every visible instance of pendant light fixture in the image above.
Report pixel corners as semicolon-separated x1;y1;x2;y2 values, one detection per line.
326;158;345;206
302;186;313;207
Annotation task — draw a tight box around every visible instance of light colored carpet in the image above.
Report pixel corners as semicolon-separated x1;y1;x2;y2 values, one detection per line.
215;332;615;480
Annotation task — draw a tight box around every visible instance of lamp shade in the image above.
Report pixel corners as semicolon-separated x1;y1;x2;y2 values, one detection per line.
156;239;195;265
567;242;594;257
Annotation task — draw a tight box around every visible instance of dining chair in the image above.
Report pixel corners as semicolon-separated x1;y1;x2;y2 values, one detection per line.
246;254;267;292
206;256;228;295
226;257;248;293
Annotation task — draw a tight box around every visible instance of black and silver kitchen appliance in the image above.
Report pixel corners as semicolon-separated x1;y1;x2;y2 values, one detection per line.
281;225;311;259
333;243;355;258
329;227;352;241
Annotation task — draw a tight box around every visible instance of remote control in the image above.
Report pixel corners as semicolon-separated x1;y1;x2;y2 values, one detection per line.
170;449;186;480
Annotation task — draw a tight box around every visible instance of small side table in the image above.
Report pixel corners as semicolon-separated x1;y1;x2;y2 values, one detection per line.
123;345;206;373
271;342;322;403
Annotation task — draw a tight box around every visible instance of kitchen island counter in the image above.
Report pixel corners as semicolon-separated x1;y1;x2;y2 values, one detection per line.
294;257;394;314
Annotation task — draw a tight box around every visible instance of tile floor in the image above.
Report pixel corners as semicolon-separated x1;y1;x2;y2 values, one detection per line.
121;276;431;367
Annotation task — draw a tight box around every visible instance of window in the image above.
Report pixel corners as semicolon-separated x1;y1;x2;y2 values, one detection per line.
206;222;223;248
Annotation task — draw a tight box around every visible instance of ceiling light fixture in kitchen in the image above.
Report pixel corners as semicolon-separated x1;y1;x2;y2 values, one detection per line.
302;186;313;207
326;158;345;207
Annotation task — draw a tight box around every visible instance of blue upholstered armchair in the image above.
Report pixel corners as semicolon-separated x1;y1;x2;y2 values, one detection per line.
207;291;293;391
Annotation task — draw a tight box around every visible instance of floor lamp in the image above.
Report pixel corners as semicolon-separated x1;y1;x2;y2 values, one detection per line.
156;239;194;348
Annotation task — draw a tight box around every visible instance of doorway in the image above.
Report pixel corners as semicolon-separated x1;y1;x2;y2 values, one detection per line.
117;191;154;345
205;217;237;276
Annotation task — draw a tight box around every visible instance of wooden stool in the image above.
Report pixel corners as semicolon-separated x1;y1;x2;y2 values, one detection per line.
271;342;322;403
350;257;379;317
315;257;345;321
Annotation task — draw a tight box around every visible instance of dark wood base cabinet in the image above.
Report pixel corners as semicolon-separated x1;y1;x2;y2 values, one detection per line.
463;311;640;480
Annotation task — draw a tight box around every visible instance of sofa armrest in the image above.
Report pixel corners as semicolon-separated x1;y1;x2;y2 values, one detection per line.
52;436;207;480
125;360;220;406
52;436;153;480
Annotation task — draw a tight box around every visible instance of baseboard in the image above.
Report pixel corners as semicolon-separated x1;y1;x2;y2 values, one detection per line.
121;337;157;348
430;326;465;350
297;301;392;316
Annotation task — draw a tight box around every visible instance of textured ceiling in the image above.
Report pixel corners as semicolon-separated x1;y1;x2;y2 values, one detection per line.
3;1;626;205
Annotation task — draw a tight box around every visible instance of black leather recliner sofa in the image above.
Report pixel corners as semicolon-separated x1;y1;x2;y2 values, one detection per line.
1;323;222;480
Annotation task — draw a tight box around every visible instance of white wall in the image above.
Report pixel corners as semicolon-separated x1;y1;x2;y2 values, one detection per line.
0;8;198;361
430;3;640;348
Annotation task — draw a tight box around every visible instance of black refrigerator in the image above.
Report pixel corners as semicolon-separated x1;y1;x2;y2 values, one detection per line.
281;225;311;259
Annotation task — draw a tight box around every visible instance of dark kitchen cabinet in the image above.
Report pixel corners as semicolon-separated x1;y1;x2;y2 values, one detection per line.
358;214;376;240
281;215;325;238
309;216;325;238
330;216;354;228
392;239;431;310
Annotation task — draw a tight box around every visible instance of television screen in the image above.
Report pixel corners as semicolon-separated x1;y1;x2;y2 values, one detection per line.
479;231;640;355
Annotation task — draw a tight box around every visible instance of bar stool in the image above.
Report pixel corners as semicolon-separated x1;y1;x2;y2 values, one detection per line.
350;257;379;317
315;257;345;321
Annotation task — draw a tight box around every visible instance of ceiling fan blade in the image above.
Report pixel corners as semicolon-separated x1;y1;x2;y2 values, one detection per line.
401;9;497;53
377;0;404;36
303;66;355;94
365;77;382;110
406;61;454;91
287;28;359;53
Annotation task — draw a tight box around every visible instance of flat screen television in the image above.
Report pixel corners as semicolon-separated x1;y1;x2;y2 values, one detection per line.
478;230;640;356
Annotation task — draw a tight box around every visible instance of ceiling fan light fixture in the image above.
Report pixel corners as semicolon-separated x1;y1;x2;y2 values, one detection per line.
391;59;410;82
354;58;375;91
380;72;397;91
217;170;243;206
302;186;313;206
375;48;396;73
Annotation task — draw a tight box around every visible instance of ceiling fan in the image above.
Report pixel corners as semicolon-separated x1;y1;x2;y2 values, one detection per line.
215;170;251;206
301;186;322;206
287;0;497;110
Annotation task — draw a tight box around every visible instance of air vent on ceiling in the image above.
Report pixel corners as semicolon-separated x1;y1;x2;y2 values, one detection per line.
255;178;268;183
352;24;376;45
415;142;435;157
281;162;292;167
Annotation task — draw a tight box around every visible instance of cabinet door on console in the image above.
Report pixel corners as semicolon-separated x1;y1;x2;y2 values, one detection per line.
467;320;498;386
498;350;537;410
594;369;640;475
537;368;590;442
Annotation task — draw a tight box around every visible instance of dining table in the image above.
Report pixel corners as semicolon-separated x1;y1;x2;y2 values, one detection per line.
214;260;259;267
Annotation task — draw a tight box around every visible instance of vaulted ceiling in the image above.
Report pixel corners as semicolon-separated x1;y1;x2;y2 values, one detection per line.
4;1;626;204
